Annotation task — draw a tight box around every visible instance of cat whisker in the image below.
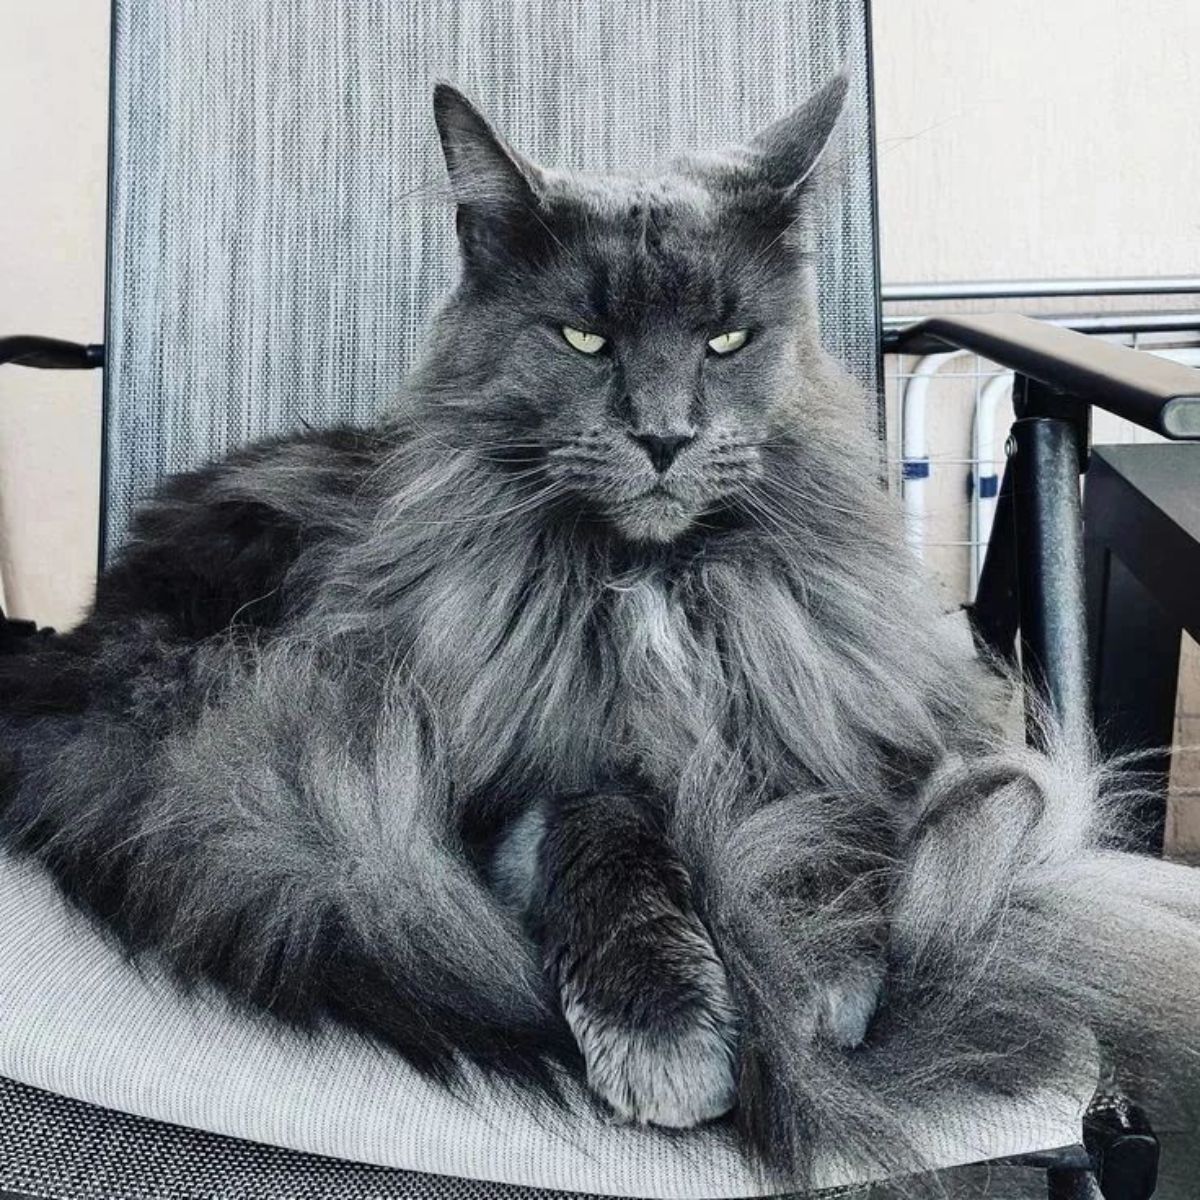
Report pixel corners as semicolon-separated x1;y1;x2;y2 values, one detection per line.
758;476;875;520
728;489;809;556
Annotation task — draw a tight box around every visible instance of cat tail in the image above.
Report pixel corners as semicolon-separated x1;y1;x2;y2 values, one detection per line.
891;728;1200;1154
675;748;928;1185
683;726;1200;1187
0;635;574;1096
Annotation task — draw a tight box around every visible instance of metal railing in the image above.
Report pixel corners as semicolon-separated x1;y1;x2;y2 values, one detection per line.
881;277;1200;352
882;276;1200;303
882;281;1200;603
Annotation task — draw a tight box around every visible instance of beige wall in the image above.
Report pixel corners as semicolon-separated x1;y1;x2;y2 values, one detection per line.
0;2;1197;628
0;2;109;629
873;0;1200;282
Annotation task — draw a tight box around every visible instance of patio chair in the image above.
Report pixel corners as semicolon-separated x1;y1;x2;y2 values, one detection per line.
2;1;1198;1196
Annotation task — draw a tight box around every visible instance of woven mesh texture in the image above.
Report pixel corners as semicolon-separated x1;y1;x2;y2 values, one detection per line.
0;1076;607;1200
0;1076;1083;1200
103;0;879;557
0;852;1095;1199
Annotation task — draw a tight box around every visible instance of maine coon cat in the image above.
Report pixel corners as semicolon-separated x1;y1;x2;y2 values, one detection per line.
3;76;1200;1183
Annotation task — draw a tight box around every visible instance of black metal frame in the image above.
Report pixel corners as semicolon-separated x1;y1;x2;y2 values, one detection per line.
900;317;1200;871
0;337;105;643
0;336;104;372
893;316;1200;742
1084;442;1200;854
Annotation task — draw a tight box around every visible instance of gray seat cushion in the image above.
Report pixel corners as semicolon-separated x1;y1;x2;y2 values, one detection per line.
0;852;1095;1197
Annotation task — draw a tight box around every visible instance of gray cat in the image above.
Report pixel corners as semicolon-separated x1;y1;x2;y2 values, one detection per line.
3;77;1199;1183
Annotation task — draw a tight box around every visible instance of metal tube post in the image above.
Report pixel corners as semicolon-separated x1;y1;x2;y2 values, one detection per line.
1009;379;1092;745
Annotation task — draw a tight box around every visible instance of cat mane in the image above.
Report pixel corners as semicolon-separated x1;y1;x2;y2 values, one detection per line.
278;361;988;818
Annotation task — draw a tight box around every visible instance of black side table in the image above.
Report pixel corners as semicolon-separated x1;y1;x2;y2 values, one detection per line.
1085;443;1200;853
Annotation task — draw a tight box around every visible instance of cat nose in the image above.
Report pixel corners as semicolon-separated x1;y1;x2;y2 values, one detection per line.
630;432;694;473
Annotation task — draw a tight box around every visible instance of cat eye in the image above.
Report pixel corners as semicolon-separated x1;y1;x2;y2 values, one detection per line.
561;326;607;355
707;329;750;356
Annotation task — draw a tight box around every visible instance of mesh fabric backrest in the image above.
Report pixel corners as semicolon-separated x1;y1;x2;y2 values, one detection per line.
104;0;879;557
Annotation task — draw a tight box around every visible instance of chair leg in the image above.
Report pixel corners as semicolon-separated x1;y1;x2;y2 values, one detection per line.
1084;1092;1160;1199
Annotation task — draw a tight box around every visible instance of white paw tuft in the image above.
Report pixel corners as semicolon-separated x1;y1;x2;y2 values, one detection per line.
563;945;739;1129
568;1002;738;1128
817;960;884;1049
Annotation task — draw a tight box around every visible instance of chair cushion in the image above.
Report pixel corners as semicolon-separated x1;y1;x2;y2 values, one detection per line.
0;852;1095;1198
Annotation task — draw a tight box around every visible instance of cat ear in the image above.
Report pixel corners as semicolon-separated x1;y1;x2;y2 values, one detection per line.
749;72;851;194
433;84;546;265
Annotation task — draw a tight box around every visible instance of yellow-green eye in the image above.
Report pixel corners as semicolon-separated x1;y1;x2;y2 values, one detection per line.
562;326;607;355
707;329;750;356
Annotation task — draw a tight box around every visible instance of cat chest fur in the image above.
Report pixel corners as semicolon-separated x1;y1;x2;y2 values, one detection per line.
409;559;733;796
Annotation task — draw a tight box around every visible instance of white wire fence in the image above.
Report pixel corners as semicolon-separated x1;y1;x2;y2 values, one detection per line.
883;322;1200;847
884;329;1200;603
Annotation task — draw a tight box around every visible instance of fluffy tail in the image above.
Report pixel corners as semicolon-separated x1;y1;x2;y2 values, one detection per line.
1;634;572;1091
683;731;1200;1186
895;738;1200;1133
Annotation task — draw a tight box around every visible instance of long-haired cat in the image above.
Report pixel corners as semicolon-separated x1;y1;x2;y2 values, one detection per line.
3;77;1199;1184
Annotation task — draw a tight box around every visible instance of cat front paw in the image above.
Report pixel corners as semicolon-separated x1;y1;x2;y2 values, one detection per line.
560;924;739;1128
572;1004;738;1129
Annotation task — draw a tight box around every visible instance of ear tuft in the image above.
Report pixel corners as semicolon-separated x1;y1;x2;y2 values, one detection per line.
750;71;851;194
432;84;545;264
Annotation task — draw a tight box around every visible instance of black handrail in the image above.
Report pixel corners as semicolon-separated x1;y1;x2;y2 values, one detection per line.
891;313;1200;440
0;336;104;371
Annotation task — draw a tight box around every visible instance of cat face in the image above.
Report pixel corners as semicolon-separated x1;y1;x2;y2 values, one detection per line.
424;77;848;543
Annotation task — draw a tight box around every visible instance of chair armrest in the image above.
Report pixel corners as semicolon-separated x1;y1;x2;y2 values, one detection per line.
891;313;1200;440
0;335;102;633
0;335;104;370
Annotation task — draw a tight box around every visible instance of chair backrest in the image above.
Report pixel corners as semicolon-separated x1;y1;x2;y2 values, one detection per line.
103;0;879;558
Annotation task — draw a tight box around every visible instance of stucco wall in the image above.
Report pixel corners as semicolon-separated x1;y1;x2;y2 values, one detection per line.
873;0;1200;282
0;3;108;629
